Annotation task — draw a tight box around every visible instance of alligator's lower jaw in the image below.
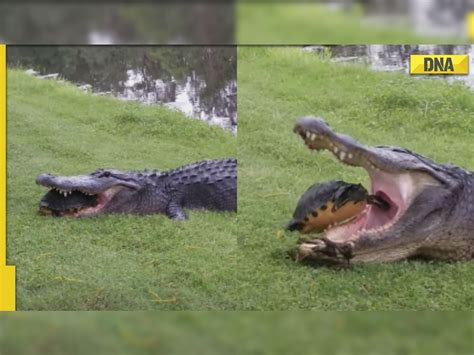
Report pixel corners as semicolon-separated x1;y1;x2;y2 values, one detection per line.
40;193;103;217
322;204;400;243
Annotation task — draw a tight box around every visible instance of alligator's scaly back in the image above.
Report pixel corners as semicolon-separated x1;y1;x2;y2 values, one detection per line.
37;158;237;220
155;158;237;219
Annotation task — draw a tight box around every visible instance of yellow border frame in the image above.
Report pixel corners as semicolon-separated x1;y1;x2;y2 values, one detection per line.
468;11;474;41
0;44;16;311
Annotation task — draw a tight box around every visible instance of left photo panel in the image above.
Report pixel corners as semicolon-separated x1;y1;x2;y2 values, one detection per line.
6;46;237;310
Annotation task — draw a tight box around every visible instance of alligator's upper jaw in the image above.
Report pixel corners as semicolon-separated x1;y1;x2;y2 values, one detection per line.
294;116;441;243
36;173;125;217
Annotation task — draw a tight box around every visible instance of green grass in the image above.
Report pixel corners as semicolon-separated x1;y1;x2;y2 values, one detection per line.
0;312;473;355
7;51;474;310
237;3;462;44
237;47;474;310
7;70;237;310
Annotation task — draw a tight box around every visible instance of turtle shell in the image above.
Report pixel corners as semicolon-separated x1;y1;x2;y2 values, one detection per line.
40;189;98;213
287;180;368;234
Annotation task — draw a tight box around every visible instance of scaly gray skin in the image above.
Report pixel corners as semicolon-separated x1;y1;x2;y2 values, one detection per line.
36;158;237;220
293;117;474;264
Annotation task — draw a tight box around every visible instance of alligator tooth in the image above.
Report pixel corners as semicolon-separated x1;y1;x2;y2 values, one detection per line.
339;151;346;161
305;131;311;139
348;153;353;159
333;146;339;154
310;133;317;141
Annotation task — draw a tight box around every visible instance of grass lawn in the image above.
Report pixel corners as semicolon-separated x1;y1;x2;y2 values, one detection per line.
0;312;472;355
6;51;474;311
237;3;461;44
7;70;237;310
237;47;474;310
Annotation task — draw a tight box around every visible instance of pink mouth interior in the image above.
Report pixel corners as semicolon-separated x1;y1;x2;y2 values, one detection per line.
68;191;112;217
325;170;409;242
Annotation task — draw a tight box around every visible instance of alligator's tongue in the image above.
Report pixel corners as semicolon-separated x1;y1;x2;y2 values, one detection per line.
366;194;390;210
40;189;98;212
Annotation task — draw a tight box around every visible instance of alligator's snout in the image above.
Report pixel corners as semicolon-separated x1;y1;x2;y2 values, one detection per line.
293;116;332;134
36;173;53;186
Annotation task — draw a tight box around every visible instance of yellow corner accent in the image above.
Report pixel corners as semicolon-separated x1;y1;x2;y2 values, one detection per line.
0;266;16;310
0;44;16;311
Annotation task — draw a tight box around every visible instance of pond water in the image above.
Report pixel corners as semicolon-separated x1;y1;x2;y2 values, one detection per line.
305;45;474;90
9;47;237;132
97;69;237;132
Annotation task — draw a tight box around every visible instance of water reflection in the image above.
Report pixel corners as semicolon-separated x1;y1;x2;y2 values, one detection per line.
8;46;237;131
305;45;474;89
118;69;237;130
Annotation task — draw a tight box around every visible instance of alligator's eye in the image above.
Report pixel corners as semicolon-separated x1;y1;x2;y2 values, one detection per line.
101;171;111;178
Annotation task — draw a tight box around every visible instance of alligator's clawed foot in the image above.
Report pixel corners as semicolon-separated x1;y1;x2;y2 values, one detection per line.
297;238;355;265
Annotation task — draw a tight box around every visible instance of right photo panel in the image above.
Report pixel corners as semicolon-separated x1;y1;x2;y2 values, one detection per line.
238;45;473;310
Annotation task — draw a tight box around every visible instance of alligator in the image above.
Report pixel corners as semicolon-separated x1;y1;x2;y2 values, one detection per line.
36;158;237;220
293;116;474;264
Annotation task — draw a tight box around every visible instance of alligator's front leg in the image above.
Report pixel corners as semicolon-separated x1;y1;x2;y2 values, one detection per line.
166;201;187;220
297;238;355;265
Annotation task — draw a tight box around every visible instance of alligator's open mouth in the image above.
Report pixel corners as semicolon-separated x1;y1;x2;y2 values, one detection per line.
294;117;439;243
38;186;122;217
36;170;129;218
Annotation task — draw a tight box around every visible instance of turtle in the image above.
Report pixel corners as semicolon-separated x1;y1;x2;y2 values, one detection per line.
286;180;388;234
39;189;98;216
